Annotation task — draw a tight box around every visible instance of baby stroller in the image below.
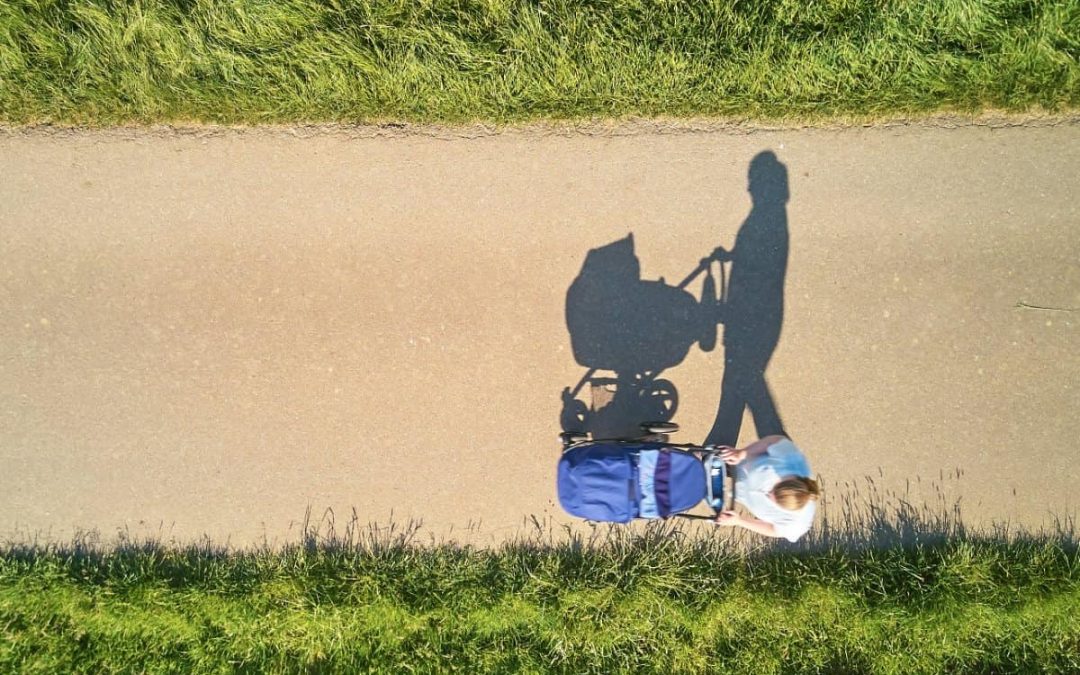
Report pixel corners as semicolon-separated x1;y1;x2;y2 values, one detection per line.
557;423;729;523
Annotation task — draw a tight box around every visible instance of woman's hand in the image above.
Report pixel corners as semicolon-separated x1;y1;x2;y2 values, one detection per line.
719;446;746;465
715;510;741;526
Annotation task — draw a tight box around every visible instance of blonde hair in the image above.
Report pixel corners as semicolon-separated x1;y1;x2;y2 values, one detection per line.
772;477;820;511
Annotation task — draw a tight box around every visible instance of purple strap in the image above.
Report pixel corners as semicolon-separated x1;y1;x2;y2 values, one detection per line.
655;451;672;517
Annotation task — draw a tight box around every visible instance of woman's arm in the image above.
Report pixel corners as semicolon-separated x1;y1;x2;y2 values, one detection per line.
719;434;787;465
716;511;783;538
734;515;783;538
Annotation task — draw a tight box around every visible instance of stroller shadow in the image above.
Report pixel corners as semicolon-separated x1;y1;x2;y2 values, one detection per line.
704;151;790;446
560;234;717;439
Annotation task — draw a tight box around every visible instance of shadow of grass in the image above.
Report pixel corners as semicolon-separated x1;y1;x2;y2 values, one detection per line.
1;501;1076;674
1;493;1075;609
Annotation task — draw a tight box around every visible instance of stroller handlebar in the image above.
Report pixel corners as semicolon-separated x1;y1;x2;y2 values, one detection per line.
677;247;729;290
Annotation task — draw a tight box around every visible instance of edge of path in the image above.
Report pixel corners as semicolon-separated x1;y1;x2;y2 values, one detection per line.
3;111;1080;141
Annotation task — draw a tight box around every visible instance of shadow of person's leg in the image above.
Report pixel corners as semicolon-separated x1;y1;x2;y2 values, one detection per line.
704;355;748;446
746;374;785;438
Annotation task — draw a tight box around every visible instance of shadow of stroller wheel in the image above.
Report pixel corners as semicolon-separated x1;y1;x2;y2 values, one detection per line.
640;378;678;421
560;389;589;432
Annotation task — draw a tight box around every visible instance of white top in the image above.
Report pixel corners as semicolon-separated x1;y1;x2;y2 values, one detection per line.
734;438;816;542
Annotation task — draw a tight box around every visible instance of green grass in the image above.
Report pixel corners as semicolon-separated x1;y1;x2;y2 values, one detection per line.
2;516;1078;674
1;0;1078;125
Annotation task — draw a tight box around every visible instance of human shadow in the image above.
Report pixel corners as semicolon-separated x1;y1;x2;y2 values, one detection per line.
560;234;718;439
704;151;790;446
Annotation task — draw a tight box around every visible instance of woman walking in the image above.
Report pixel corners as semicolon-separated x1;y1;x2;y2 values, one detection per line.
715;434;818;542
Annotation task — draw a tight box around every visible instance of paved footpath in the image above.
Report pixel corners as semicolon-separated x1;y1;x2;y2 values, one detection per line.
2;121;1078;546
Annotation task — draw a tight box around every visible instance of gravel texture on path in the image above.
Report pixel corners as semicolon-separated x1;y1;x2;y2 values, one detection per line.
2;121;1078;546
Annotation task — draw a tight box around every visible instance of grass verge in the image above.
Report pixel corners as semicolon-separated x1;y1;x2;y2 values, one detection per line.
2;518;1078;674
1;0;1078;125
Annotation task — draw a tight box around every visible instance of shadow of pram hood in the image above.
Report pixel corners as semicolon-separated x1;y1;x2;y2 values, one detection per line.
566;234;709;374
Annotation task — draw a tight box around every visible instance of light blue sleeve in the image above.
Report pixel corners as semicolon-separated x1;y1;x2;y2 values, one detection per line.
767;439;811;477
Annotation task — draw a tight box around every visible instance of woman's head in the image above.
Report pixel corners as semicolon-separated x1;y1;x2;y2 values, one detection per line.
748;150;789;205
771;477;820;510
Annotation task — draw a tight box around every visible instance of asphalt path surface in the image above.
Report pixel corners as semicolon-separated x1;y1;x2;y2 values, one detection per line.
2;121;1078;546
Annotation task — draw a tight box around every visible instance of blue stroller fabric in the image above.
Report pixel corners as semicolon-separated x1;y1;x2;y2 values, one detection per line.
558;444;707;522
557;443;636;523
659;449;708;515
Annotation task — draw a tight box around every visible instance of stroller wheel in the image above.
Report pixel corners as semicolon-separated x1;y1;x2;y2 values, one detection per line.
641;421;679;435
560;431;589;447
